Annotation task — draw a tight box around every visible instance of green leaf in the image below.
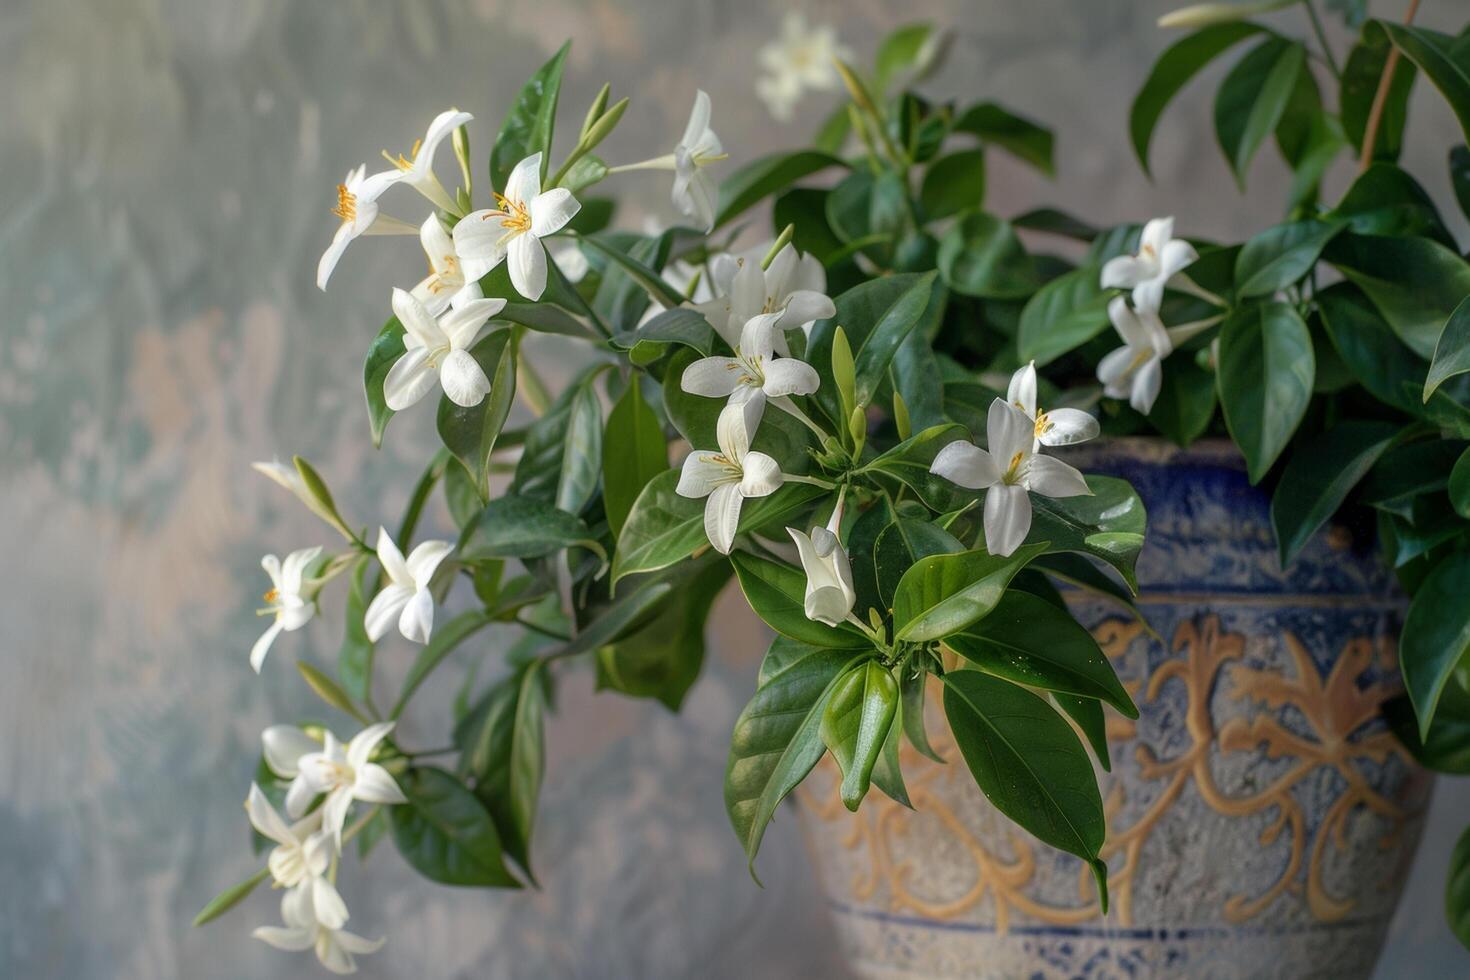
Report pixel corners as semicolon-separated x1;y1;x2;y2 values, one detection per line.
505;662;547;876
891;328;948;431
1449;823;1470;949
874;22;941;94
1371;22;1470;146
900;667;944;763
826;171;907;266
1213;38;1306;186
296;660;368;724
1402;552;1470;740
338;558;375;704
617;307;714;356
953;102;1055;175
1130;22;1268;176
1216;302;1315;482
437;328;519;498
577;233;684;309
1269;421;1399;568
392;610;496;720
555;380;602;515
920;149;986;221
942;669;1108;908
730;552;871;649
1054;694;1112;773
1016;266;1111;366
1385;694;1470;774
866;423;975;513
891;543;1046;643
1426;296;1470;402
870;694;913;807
1453;145;1470;225
603;380;668;539
1317;283;1430;414
459;495;601;561
1451;447;1470;519
1332;163;1454;245
363;318;406;448
1325;233;1470;359
1149;357;1217;447
947;590;1137;718
821;660;899;811
611;471;822;585
490;41;569;190
1027;476;1148;594
937;211;1039;299
390;767;520;887
715;151;847;230
1342;27;1416;161
498;300;599;339
597;559;729;710
874;519;966;614
725;641;863;876
1234;220;1343;297
193;868;270;927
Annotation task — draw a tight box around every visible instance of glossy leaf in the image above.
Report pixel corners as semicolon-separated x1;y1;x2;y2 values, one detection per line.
873;518;966;615
1372;22;1470;146
390;767;520;887
1401;551;1470;740
1317;283;1429;415
192;868;270;927
1325;233;1470;359
953;102;1055;175
1234;220;1342;297
459;495;601;561
338;558;375;704
865;423;974;513
715;151;846;230
490;42;568;190
363;318;406;448
1213;38;1305;185
1426;296;1470;402
1451;448;1470;519
1149;357;1217;447
603;379;668;539
730;552;870;649
1017;265;1111;366
821;660;899;811
937;210;1039;299
392;610;496;720
947;590;1137;717
1027;476;1147;593
1332;163;1454;245
1269;421;1398;568
1054;694;1112;773
899;668;944;763
942;669;1108;910
891;543;1046;643
1130;22;1267;175
1341;28;1416;161
725;641;863;876
437;327;518;499
1216;302;1315;483
920;149;986;221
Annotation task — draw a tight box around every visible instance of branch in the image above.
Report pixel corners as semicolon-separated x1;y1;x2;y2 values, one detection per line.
1358;0;1423;175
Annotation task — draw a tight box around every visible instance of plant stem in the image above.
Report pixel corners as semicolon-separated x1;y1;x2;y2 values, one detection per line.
785;474;839;489
1358;0;1422;175
341;806;381;844
516;615;572;642
1304;0;1341;81
1170;273;1229;309
772;396;831;441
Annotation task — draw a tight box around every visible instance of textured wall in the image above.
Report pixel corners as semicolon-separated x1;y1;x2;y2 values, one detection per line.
2;0;1466;977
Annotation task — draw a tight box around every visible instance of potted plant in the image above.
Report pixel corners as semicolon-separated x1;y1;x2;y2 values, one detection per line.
190;5;1470;978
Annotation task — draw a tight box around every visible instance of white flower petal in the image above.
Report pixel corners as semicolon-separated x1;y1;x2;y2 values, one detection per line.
704;482;744;554
738;312;781;363
986;399;1034;467
503;153;543;208
1132;278;1166;316
334;929;386;956
774;290;835;333
316;223;355;291
676;451;731;499
353;763;408;805
682;90;713;148
1131;356;1164;414
397;586;435;643
1107;296;1148;348
1007;362;1038;418
1096;345;1136;394
320;788;354;846
375;527;410;585
930;441;999;489
363;583;412;642
1141;216;1174;257
1100;254;1148;290
761;357;820;398
438;348;491;407
390;287;444;351
681;356;745;397
529;188;580;238
246;783;295;846
280;546;322;596
405;540;453;589
717;392;765;461
441;299;505;351
508;232;546;301
382;346;439;412
263;726;318;778
1037;408;1099;447
1159;238;1198;279
284;775;317;820
984;483;1032;557
253;926;315;953
739;451;783;497
250;620;287;674
452;210;510;269
1027;455;1091;499
312;877;350;932
346;722;396;771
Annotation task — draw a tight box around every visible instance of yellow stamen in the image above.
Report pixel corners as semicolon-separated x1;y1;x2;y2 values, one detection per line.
381;138;424;172
1034;410;1053;439
1004;450;1025;483
484;192;532;233
331;184;357;222
263;588;279;604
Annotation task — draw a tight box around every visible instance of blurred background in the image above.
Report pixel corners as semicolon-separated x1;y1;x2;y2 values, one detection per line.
3;0;1468;976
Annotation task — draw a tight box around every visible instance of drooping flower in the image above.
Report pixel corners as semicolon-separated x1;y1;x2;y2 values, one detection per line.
672;91;727;231
411;213;487;315
691;243;835;348
253;881;384;976
1096;298;1220;415
1099;216;1198;313
680;312;820;409
316;165;416;290
755;13;851;122
676;395;784;555
383;287;504;411
1005;362;1100;449
379;108;473;215
930;399;1091;557
787;503;856;627
250;547;322;673
245;784;346;930
282;722;407;846
364;527;453;644
453;152;581;301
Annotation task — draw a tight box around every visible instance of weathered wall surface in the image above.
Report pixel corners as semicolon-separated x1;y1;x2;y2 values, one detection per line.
1;1;1465;976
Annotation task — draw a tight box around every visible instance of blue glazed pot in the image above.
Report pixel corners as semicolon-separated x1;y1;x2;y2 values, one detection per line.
799;439;1432;979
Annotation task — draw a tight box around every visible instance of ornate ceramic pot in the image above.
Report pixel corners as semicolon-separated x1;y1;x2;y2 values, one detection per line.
798;439;1433;979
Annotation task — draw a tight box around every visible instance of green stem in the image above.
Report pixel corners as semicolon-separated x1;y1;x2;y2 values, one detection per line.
1304;1;1342;81
772;396;831;442
341;805;381;844
785;474;839;490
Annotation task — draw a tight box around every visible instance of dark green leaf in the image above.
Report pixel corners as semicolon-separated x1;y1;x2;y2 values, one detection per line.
866;423;974;512
1054;694;1112;773
870;694;913;807
1234;220;1343;297
1402;551;1470;740
490;42;569;190
1325;233;1470;359
821;660;899;811
617;307;713;356
730;552;871;649
1017;266;1111;366
338;558;374;703
874;519;966;614
437;328;518;498
900;667;943;763
953;102;1055;175
578;233;684;309
363;318;406;448
390;767;520;887
603;380;668;539
1149;357;1217;447
1371;22;1470;146
1385;694;1470;774
920;149;986;221
1213;38;1306;185
891;543;1046;642
460;495;601;561
716;151;847;230
1332;163;1454;245
1452;145;1470;225
392;610;496;720
1451;447;1470;519
1426;296;1470;402
1341;28;1416;161
1270;421;1398;567
1317;283;1430;414
937;211;1039;299
1217;302;1315;482
1028;476;1148;593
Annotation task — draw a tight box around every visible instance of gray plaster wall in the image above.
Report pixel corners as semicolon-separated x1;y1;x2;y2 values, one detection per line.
1;0;1466;976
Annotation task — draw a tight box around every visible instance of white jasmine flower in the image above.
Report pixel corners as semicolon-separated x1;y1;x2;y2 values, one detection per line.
380;108;473;215
384;287;505;411
364;527;453;644
245;784;346;930
680;312;820;408
253;881;384;975
285;722;408;846
1099;216;1198;314
676;395;784;555
691;243;834;348
315;165;416;290
755;12;851;122
1006;362;1100;449
411;214;487;315
1096;298;1217;415
251;547;322;673
931;398;1091;557
671;91;727;231
786;504;855;627
453;152;580;301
